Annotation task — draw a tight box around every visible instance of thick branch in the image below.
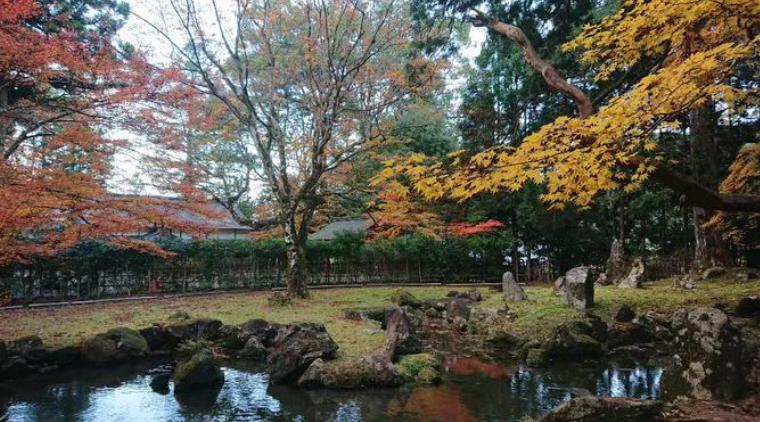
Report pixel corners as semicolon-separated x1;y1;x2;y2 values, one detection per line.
469;9;592;118
652;164;760;213
470;9;760;213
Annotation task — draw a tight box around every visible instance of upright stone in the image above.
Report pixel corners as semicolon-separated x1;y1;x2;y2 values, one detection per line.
618;257;646;289
564;266;597;310
502;271;528;301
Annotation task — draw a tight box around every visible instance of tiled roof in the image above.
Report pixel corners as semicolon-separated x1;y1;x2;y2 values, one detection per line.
308;217;374;241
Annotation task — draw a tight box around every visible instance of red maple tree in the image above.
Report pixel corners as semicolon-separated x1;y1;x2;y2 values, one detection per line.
0;0;210;265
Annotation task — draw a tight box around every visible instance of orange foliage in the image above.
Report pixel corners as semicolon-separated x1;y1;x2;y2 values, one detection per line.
446;219;506;237
0;0;207;265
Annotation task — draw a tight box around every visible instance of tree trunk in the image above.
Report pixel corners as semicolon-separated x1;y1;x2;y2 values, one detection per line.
284;225;310;299
689;106;734;270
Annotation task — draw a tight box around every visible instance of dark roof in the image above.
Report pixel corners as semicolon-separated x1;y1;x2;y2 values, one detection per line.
308;217;374;241
166;200;252;231
114;194;253;232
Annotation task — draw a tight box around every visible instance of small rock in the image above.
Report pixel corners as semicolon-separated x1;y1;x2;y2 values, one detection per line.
451;316;468;332
239;318;279;345
446;297;471;322
614;305;636;323
702;266;726;280
217;325;245;350
174;349;224;392
425;308;442;318
238;336;267;359
168;311;191;322
150;373;171;395
165;318;223;346
673;274;696;289
140;325;171;351
342;310;364;321
390;289;422;308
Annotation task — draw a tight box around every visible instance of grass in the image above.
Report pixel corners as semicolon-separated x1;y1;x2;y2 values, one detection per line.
0;286;447;358
1;274;757;357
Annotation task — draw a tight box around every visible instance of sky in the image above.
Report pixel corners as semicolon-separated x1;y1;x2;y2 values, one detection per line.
109;0;486;196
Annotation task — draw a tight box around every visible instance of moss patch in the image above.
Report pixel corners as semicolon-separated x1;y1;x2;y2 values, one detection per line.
397;353;441;384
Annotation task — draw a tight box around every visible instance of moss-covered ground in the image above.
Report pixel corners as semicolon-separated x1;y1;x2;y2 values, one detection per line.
1;273;757;358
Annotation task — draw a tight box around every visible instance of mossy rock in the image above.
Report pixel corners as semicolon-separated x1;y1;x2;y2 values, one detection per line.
390;289;422;309
298;355;399;388
81;327;148;365
396;353;441;384
174;349;224;392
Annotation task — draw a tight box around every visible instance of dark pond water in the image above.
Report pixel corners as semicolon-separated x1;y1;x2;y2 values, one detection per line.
0;357;665;422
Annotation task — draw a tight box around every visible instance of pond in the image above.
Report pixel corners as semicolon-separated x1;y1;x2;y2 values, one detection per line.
0;357;665;422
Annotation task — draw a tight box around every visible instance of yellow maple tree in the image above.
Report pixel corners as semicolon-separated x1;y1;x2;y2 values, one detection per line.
372;0;759;214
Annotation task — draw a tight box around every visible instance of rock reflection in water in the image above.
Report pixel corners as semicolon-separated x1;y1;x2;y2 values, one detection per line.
0;359;664;421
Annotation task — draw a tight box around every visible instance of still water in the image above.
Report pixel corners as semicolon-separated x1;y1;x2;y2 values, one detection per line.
0;357;664;422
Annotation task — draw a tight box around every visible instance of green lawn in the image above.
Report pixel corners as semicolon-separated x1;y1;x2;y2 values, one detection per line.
1;274;757;358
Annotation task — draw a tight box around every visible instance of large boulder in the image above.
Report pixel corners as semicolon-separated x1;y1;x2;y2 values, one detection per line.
139;325;171;351
617;257;645;289
266;323;339;384
81;327;149;365
298;355;399;388
383;307;422;359
502;271;528;301
238;318;280;346
564;266;597;309
664;307;743;400
538;396;664;422
174;349;224;392
165;318;223;346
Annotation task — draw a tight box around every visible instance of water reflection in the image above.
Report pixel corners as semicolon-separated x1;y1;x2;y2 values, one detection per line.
0;359;665;422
